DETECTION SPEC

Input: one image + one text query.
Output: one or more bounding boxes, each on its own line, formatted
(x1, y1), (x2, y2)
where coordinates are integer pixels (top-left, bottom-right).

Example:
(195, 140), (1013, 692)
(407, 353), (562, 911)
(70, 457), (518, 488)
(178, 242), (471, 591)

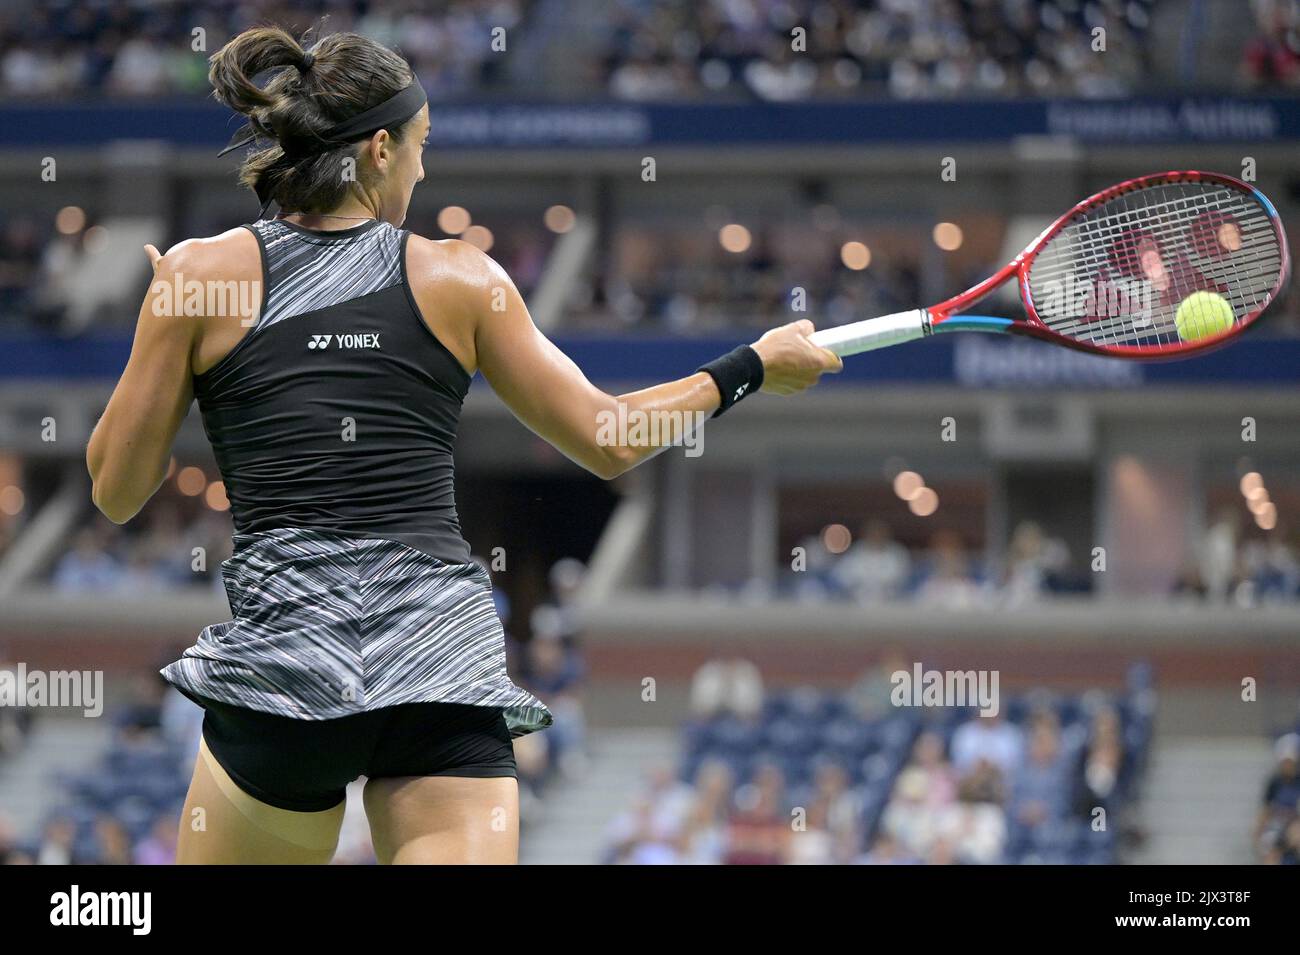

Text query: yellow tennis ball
(1175, 291), (1235, 341)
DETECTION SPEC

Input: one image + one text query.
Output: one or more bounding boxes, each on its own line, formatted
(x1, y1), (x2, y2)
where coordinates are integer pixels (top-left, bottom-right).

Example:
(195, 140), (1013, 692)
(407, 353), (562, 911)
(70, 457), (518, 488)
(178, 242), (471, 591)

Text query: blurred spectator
(858, 829), (919, 864)
(1240, 526), (1299, 603)
(832, 519), (910, 601)
(92, 816), (134, 865)
(1272, 816), (1300, 865)
(52, 525), (124, 592)
(913, 529), (986, 608)
(678, 760), (734, 864)
(1256, 732), (1300, 861)
(1200, 506), (1241, 602)
(113, 672), (166, 736)
(524, 613), (587, 774)
(723, 762), (789, 864)
(788, 796), (836, 863)
(1241, 0), (1300, 89)
(787, 528), (843, 600)
(132, 814), (178, 865)
(1074, 704), (1127, 818)
(512, 556), (592, 793)
(0, 813), (21, 865)
(159, 682), (204, 757)
(36, 816), (77, 865)
(902, 731), (958, 807)
(690, 659), (764, 720)
(0, 652), (36, 756)
(1002, 520), (1070, 604)
(1011, 722), (1072, 833)
(950, 709), (1024, 779)
(0, 216), (44, 325)
(847, 647), (908, 720)
(880, 761), (940, 857)
(939, 788), (1007, 864)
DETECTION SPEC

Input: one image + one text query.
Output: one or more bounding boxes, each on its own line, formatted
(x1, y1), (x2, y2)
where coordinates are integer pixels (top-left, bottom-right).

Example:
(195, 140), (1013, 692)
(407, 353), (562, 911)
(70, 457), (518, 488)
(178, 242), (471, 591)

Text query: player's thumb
(792, 319), (815, 336)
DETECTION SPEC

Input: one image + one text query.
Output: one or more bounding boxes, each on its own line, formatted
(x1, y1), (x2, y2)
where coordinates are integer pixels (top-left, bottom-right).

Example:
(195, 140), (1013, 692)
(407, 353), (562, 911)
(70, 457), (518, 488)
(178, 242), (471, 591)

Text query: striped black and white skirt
(160, 527), (552, 737)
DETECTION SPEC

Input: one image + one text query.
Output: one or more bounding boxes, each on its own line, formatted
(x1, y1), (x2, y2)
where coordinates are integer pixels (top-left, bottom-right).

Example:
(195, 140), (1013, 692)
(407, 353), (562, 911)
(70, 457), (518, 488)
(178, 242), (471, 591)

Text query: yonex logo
(733, 383), (748, 400)
(307, 333), (381, 350)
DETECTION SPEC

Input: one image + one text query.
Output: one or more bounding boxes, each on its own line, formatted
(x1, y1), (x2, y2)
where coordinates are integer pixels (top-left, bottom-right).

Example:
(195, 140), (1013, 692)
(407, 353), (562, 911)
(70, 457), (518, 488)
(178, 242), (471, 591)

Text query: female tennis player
(84, 27), (840, 864)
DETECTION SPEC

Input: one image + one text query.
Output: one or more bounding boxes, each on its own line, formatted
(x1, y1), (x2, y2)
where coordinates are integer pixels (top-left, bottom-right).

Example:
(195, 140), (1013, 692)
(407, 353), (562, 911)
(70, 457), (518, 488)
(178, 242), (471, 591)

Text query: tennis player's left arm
(87, 247), (196, 523)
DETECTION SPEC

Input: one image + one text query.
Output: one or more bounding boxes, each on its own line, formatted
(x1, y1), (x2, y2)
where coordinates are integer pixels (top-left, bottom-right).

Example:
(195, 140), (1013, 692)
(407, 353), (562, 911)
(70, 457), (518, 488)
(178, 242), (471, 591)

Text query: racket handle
(809, 308), (929, 357)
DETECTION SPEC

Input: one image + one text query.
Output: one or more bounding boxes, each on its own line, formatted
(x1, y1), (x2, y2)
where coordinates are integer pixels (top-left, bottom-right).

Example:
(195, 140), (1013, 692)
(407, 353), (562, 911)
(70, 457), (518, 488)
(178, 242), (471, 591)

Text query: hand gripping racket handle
(808, 308), (930, 357)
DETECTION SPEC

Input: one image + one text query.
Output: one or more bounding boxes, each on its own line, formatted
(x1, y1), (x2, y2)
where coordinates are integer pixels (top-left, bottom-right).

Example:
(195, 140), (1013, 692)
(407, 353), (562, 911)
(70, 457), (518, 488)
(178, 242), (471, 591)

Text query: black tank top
(193, 217), (472, 564)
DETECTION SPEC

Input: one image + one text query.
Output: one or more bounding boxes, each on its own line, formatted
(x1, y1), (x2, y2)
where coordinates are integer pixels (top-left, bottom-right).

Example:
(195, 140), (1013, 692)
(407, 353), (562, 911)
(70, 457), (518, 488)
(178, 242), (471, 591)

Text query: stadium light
(461, 225), (494, 252)
(719, 224), (751, 253)
(933, 222), (963, 251)
(544, 205), (576, 233)
(437, 206), (471, 235)
(840, 241), (871, 270)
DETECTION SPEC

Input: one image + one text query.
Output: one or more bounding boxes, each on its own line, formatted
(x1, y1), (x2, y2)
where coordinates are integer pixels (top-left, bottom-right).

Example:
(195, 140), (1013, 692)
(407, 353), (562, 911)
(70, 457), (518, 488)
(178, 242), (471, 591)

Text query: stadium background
(0, 0), (1298, 865)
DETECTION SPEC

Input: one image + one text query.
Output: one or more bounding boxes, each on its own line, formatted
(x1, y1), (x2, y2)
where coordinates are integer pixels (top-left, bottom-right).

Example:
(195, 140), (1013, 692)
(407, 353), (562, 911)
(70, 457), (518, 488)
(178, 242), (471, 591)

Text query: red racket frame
(931, 170), (1291, 360)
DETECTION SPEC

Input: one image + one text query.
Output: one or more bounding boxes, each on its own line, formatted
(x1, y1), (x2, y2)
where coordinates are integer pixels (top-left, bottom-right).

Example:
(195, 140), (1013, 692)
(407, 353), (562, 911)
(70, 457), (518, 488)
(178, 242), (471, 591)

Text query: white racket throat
(809, 308), (932, 357)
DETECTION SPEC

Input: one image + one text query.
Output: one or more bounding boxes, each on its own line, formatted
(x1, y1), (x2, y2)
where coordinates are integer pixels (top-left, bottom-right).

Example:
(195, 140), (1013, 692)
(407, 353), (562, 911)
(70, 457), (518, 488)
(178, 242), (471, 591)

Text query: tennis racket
(809, 171), (1290, 360)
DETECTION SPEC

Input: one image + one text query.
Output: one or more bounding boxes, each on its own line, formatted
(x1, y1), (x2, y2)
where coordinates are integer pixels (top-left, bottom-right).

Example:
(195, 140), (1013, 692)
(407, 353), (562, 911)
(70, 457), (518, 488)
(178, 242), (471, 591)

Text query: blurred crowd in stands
(778, 515), (1300, 606)
(605, 657), (1155, 864)
(598, 0), (1155, 101)
(2, 0), (1296, 101)
(1242, 0), (1300, 89)
(0, 0), (529, 100)
(1173, 507), (1300, 606)
(784, 519), (1089, 606)
(51, 504), (231, 596)
(569, 221), (925, 335)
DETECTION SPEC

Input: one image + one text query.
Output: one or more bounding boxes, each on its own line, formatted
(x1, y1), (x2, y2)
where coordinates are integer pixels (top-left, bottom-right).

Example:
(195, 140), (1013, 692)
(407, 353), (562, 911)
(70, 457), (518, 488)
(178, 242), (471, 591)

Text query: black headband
(218, 81), (428, 158)
(218, 80), (429, 216)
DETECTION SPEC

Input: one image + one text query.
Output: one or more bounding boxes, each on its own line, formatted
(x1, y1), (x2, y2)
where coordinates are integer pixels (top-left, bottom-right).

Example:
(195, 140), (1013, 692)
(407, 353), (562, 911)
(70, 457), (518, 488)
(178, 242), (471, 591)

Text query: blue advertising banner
(2, 97), (1297, 150)
(3, 332), (1298, 388)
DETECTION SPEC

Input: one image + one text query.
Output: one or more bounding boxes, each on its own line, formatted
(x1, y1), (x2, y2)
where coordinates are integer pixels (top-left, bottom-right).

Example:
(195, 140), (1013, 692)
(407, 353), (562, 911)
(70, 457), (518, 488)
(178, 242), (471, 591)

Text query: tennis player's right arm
(415, 239), (839, 480)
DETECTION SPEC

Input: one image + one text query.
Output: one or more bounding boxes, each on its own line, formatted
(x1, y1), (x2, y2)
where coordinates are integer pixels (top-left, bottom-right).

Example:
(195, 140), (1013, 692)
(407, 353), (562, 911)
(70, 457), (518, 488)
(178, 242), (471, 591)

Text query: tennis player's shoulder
(405, 234), (516, 301)
(152, 227), (260, 284)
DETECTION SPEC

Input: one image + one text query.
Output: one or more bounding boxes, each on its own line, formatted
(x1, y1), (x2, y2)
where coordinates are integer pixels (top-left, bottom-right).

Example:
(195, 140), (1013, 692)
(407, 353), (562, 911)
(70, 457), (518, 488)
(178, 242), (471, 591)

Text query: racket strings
(1034, 191), (1277, 277)
(1027, 181), (1283, 350)
(1034, 192), (1279, 286)
(1033, 188), (1276, 292)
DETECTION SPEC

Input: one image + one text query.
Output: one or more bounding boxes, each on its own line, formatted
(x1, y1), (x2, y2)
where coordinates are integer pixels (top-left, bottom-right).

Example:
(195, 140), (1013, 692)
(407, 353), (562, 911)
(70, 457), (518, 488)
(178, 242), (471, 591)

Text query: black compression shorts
(195, 694), (517, 812)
